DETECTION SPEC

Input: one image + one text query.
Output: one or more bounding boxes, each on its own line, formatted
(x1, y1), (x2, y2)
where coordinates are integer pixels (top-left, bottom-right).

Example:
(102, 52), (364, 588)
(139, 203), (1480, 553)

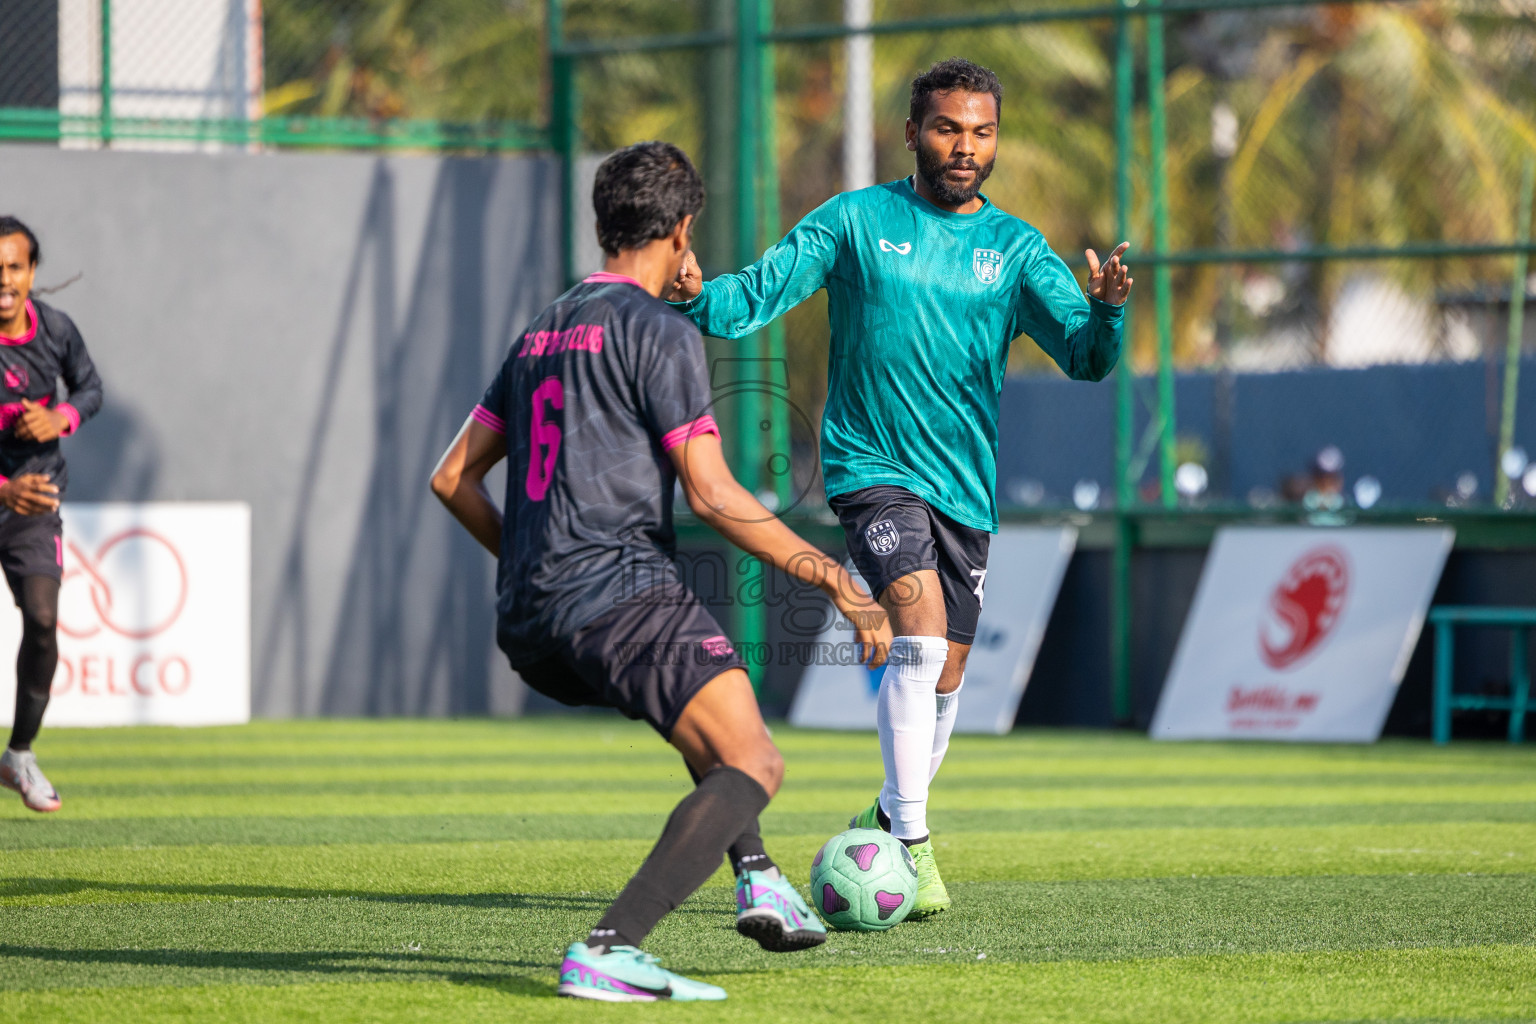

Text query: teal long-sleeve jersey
(673, 177), (1123, 532)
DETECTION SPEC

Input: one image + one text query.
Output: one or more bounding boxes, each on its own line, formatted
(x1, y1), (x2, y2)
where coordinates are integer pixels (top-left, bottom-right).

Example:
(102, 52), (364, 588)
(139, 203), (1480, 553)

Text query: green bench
(1430, 606), (1536, 744)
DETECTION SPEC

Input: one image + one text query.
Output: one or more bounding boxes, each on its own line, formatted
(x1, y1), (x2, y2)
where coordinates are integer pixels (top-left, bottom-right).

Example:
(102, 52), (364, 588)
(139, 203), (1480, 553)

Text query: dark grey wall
(1, 144), (562, 717)
(998, 357), (1536, 506)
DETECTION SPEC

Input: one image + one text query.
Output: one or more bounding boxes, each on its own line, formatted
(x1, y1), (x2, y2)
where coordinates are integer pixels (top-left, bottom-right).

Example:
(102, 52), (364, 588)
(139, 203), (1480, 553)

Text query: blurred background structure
(0, 0), (1532, 730)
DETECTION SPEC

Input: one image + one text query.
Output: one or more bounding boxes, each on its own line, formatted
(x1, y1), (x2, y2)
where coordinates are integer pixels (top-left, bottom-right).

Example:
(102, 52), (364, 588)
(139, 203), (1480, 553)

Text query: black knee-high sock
(8, 577), (59, 752)
(685, 762), (776, 876)
(589, 766), (770, 950)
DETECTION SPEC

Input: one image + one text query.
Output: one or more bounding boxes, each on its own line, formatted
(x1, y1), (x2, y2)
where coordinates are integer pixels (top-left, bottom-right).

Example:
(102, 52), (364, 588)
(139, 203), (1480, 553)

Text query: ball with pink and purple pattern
(807, 827), (918, 931)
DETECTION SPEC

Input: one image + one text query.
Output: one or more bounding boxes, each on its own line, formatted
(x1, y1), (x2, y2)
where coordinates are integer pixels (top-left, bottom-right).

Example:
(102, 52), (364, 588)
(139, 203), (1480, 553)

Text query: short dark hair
(0, 216), (40, 265)
(592, 142), (704, 257)
(909, 58), (1003, 126)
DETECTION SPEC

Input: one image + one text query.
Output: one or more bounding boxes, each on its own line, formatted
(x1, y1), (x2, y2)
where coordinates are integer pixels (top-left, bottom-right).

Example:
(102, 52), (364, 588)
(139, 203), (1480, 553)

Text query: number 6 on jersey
(527, 376), (563, 502)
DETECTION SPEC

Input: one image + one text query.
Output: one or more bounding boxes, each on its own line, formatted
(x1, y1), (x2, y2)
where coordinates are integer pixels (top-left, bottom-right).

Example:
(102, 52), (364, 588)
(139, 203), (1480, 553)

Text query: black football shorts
(828, 485), (992, 645)
(0, 510), (63, 599)
(512, 580), (746, 739)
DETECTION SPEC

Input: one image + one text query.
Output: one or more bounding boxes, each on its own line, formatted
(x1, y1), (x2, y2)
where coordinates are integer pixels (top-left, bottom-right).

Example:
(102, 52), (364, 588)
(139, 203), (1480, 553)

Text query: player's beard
(915, 143), (995, 206)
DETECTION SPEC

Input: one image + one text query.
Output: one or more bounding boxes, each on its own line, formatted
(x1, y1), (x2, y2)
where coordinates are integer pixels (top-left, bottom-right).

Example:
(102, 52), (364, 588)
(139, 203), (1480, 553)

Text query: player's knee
(936, 646), (969, 695)
(728, 740), (783, 799)
(21, 601), (56, 637)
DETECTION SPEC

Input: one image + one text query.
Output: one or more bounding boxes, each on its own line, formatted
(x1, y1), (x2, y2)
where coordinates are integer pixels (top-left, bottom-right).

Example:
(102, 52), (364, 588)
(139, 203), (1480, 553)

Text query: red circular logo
(59, 529), (190, 640)
(1258, 546), (1349, 670)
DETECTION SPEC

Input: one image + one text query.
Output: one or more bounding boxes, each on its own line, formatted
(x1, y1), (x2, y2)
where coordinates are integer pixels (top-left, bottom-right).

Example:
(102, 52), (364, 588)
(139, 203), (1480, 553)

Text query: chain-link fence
(0, 0), (548, 149)
(550, 0), (1536, 511)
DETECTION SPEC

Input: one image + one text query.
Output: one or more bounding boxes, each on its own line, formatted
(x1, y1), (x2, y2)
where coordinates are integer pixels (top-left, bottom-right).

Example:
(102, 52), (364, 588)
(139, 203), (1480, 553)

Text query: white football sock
(930, 675), (963, 782)
(876, 635), (949, 841)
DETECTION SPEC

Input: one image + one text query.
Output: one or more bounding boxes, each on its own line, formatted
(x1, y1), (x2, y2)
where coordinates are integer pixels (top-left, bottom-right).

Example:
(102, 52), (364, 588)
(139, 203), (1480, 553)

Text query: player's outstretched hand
(1086, 242), (1133, 305)
(828, 570), (892, 669)
(14, 399), (68, 443)
(0, 474), (59, 515)
(665, 250), (703, 303)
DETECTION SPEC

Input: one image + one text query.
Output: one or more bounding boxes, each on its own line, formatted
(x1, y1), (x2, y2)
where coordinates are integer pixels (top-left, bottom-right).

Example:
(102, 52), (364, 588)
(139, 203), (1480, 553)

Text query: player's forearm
(688, 479), (843, 594)
(674, 277), (772, 340)
(1067, 298), (1124, 382)
(63, 342), (105, 426)
(673, 211), (835, 339)
(434, 479), (502, 556)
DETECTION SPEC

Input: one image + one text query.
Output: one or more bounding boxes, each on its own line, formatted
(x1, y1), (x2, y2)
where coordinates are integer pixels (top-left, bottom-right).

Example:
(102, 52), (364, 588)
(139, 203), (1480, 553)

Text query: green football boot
(849, 799), (951, 918)
(848, 799), (881, 831)
(906, 839), (952, 918)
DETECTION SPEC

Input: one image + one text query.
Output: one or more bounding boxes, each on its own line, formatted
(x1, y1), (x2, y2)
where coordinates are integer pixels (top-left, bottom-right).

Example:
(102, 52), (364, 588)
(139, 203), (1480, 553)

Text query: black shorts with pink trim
(512, 580), (745, 739)
(0, 510), (63, 596)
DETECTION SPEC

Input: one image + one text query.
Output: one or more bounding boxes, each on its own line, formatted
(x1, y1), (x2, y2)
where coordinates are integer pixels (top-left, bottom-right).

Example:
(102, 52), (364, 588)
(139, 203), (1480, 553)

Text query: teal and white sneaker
(556, 942), (726, 1002)
(735, 869), (827, 952)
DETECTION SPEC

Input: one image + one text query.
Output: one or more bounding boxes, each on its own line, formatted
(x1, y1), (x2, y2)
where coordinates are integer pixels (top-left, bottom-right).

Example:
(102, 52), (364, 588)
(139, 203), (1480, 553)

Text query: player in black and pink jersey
(431, 142), (890, 1002)
(0, 216), (103, 813)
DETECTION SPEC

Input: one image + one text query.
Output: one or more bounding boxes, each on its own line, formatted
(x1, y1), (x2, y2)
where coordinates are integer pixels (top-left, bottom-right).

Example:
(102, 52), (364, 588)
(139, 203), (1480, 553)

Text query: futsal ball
(808, 827), (918, 931)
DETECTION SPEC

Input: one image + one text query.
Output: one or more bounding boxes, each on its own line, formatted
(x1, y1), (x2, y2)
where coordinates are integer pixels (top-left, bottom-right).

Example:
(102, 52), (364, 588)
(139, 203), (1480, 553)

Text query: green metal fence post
(1111, 0), (1137, 724)
(760, 0), (792, 512)
(1433, 619), (1454, 745)
(735, 0), (767, 685)
(1496, 157), (1534, 507)
(1146, 0), (1176, 507)
(1509, 627), (1529, 744)
(548, 0), (577, 288)
(99, 0), (112, 146)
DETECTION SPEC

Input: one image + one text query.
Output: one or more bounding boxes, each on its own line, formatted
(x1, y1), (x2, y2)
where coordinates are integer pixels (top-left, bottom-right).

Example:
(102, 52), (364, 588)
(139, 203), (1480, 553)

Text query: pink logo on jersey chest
(4, 365), (29, 391)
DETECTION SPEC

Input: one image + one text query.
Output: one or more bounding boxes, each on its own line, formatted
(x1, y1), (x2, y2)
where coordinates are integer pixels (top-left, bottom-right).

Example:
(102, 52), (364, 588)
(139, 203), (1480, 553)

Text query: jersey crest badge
(972, 248), (1003, 284)
(865, 519), (900, 556)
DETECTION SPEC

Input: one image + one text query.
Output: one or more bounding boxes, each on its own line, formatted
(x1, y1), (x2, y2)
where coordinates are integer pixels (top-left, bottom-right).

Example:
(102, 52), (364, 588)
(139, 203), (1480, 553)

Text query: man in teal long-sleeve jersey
(668, 58), (1133, 918)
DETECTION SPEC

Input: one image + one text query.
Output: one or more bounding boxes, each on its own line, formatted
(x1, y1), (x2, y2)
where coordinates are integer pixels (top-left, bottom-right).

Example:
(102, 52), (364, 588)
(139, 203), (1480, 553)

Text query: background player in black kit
(0, 216), (103, 813)
(430, 142), (890, 1002)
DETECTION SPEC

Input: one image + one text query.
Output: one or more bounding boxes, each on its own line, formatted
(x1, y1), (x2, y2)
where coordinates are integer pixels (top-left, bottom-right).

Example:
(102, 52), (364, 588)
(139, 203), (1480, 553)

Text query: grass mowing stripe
(7, 803), (1536, 850)
(3, 876), (1533, 993)
(31, 722), (1536, 769)
(9, 782), (1536, 821)
(40, 770), (1536, 796)
(2, 824), (1533, 907)
(2, 946), (1533, 1023)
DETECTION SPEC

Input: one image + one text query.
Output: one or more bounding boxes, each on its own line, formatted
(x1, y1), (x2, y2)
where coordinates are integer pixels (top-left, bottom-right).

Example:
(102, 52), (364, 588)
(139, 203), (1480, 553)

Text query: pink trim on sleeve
(471, 404), (506, 434)
(57, 403), (80, 436)
(660, 414), (720, 451)
(583, 272), (647, 290)
(0, 475), (9, 487)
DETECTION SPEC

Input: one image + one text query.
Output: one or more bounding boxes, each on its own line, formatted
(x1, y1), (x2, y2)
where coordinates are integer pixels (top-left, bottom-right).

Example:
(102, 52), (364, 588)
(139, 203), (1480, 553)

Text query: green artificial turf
(1, 719), (1533, 1022)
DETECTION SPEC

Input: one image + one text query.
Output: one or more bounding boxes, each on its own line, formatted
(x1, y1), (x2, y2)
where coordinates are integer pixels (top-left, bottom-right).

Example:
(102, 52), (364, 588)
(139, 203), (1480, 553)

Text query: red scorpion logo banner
(1258, 546), (1349, 670)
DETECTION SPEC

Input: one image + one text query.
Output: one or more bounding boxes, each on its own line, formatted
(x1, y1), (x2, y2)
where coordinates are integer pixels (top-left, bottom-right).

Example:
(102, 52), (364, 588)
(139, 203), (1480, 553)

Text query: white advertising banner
(1150, 526), (1453, 742)
(789, 526), (1076, 735)
(0, 503), (251, 728)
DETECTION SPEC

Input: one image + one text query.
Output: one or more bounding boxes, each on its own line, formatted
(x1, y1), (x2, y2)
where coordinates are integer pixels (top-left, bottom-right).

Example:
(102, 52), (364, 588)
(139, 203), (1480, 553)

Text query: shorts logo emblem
(700, 635), (735, 658)
(865, 519), (900, 556)
(973, 248), (1003, 283)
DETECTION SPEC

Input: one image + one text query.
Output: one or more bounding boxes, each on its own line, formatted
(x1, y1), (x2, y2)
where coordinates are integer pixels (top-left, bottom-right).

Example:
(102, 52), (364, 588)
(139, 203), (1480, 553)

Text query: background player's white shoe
(0, 748), (61, 812)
